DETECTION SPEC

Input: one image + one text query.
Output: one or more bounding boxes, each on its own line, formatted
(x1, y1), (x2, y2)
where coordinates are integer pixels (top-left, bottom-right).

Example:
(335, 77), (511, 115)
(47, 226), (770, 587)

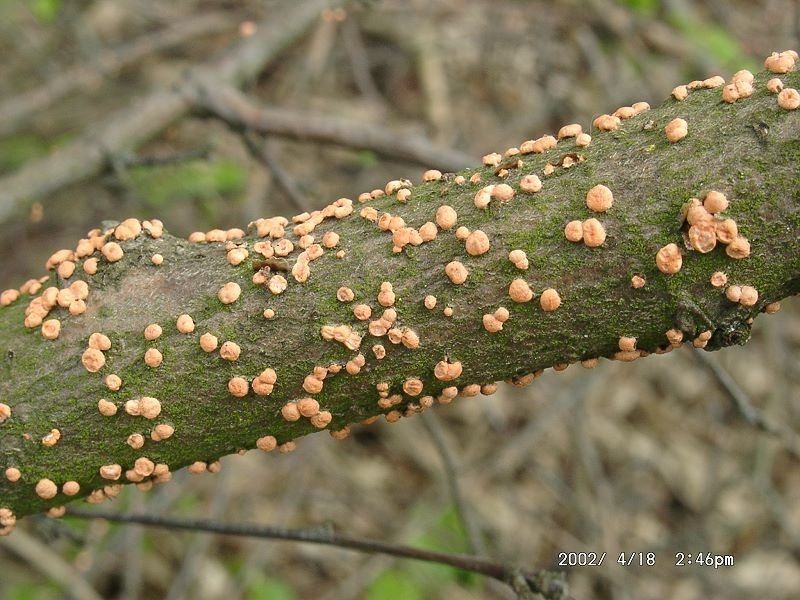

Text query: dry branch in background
(0, 12), (235, 138)
(63, 508), (570, 600)
(193, 81), (475, 173)
(0, 0), (338, 223)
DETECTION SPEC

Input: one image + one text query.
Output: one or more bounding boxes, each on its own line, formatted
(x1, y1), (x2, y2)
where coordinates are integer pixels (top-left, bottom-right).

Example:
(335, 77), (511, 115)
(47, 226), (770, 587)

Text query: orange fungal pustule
(777, 88), (800, 110)
(41, 319), (61, 340)
(586, 184), (613, 212)
(228, 376), (249, 397)
(508, 249), (528, 269)
(764, 50), (796, 74)
(557, 123), (582, 139)
(710, 271), (727, 288)
(220, 341), (241, 361)
(256, 435), (277, 452)
(656, 243), (682, 274)
(435, 205), (457, 230)
(176, 314), (195, 333)
(739, 285), (759, 307)
(703, 190), (728, 213)
(765, 75), (785, 94)
(445, 261), (468, 285)
(199, 332), (218, 352)
(664, 118), (688, 143)
(564, 220), (583, 242)
(582, 218), (606, 247)
(81, 347), (106, 373)
(465, 230), (490, 256)
(519, 174), (542, 193)
(539, 288), (561, 312)
(35, 478), (58, 499)
(98, 398), (117, 416)
(337, 287), (355, 302)
(726, 237), (751, 259)
(101, 241), (124, 262)
(725, 285), (742, 303)
(218, 282), (242, 304)
(144, 324), (162, 341)
(144, 348), (162, 368)
(434, 359), (462, 382)
(1, 289), (20, 306)
(509, 278), (533, 303)
(593, 114), (620, 131)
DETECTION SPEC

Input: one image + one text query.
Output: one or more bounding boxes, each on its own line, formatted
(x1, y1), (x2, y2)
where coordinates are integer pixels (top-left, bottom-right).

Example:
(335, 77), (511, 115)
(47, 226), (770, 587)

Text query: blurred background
(1, 0), (799, 598)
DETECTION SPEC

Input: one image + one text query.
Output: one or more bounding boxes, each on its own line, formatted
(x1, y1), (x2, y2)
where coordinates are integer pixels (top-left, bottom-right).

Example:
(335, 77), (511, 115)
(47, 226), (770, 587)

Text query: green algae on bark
(1, 66), (799, 526)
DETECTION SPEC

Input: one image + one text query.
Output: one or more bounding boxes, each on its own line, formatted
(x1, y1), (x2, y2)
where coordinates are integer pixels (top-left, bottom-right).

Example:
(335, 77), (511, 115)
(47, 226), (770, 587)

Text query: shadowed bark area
(1, 68), (799, 523)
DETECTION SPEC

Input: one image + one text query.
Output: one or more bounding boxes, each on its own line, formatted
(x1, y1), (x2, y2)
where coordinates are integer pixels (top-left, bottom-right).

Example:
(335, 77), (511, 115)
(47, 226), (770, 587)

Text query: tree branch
(0, 0), (339, 223)
(0, 66), (798, 536)
(691, 347), (800, 457)
(63, 508), (569, 599)
(193, 81), (475, 172)
(0, 12), (235, 137)
(242, 132), (312, 213)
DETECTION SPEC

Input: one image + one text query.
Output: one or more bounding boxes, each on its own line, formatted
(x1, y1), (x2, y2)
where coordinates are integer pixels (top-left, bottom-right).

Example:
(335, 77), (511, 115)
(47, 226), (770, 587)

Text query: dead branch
(0, 0), (338, 224)
(0, 12), (235, 137)
(192, 81), (475, 173)
(64, 508), (570, 599)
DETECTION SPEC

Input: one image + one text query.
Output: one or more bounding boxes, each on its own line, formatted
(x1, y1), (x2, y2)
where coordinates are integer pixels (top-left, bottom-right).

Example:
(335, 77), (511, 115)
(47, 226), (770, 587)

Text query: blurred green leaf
(3, 581), (58, 600)
(366, 569), (425, 600)
(353, 150), (379, 169)
(0, 135), (50, 171)
(245, 573), (297, 600)
(126, 160), (246, 209)
(30, 0), (60, 22)
(366, 506), (482, 598)
(620, 0), (657, 16)
(668, 12), (755, 71)
(409, 506), (477, 587)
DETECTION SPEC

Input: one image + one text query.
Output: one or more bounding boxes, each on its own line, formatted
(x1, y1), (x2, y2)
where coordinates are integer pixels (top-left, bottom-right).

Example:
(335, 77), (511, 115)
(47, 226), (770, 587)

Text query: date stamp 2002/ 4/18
(556, 552), (735, 569)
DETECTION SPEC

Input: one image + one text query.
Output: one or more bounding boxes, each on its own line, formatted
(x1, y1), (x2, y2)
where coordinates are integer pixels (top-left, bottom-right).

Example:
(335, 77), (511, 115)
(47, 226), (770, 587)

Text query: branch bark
(0, 68), (798, 528)
(0, 0), (338, 223)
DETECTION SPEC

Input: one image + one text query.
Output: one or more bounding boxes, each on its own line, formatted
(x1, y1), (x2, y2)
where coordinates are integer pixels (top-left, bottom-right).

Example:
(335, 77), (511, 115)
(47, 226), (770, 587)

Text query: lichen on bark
(1, 67), (799, 524)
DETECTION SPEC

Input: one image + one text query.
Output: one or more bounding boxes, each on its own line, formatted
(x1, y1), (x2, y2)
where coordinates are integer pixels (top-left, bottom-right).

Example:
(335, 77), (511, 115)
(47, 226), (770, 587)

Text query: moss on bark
(1, 68), (799, 522)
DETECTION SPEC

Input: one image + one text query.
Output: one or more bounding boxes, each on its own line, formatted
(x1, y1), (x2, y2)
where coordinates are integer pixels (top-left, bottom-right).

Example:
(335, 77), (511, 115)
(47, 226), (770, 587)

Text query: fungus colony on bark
(0, 51), (797, 532)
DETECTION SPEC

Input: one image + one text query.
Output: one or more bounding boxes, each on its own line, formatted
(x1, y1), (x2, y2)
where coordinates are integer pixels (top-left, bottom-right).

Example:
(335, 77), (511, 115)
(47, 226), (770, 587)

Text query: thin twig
(193, 82), (475, 173)
(691, 347), (800, 458)
(420, 411), (486, 556)
(341, 16), (384, 103)
(242, 132), (311, 213)
(82, 471), (190, 585)
(64, 508), (569, 599)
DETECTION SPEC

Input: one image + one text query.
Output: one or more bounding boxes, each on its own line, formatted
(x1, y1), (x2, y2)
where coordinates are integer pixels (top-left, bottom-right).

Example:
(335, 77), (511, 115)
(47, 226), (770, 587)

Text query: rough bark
(1, 68), (799, 525)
